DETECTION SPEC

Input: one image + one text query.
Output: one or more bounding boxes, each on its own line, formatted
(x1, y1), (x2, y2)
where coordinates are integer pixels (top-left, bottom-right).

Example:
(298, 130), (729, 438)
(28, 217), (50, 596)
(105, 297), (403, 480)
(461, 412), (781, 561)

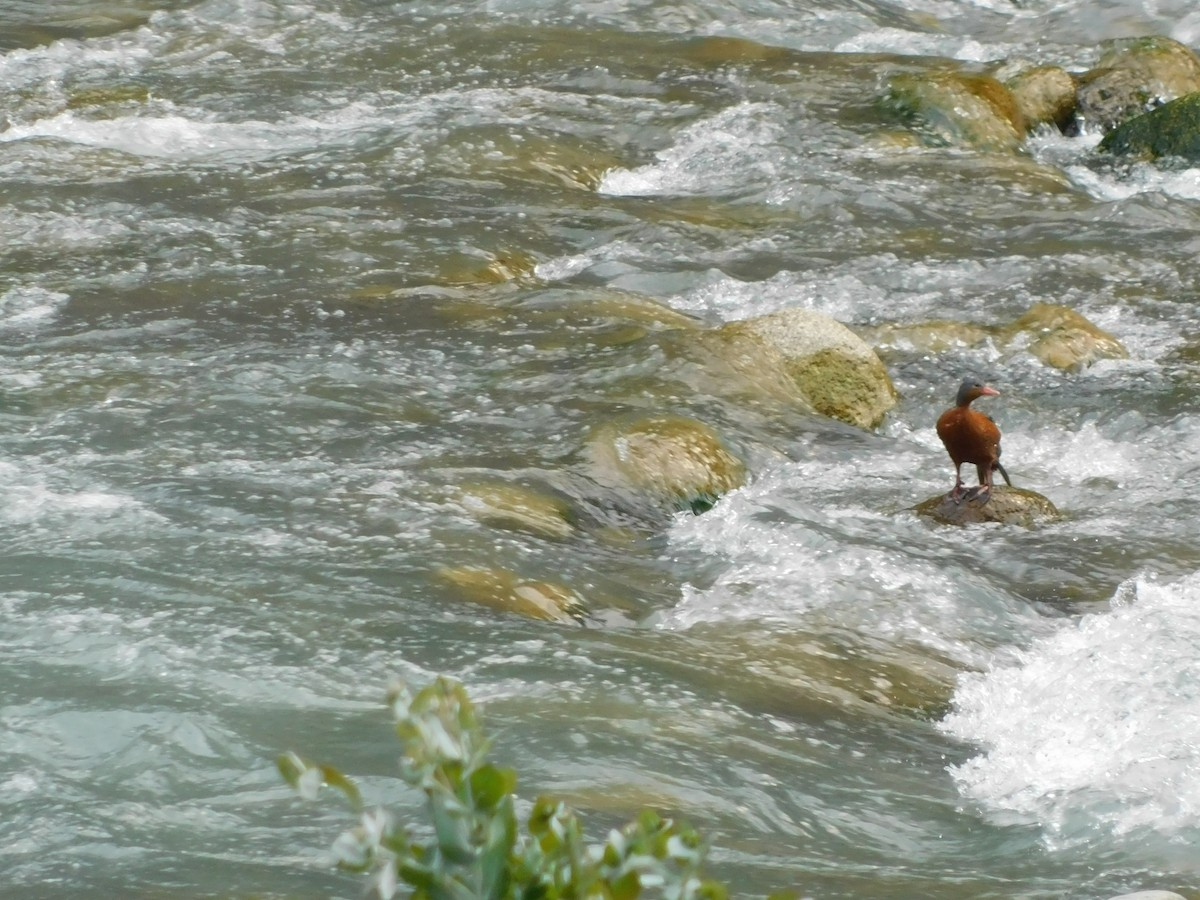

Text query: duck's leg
(949, 464), (966, 502)
(966, 463), (994, 503)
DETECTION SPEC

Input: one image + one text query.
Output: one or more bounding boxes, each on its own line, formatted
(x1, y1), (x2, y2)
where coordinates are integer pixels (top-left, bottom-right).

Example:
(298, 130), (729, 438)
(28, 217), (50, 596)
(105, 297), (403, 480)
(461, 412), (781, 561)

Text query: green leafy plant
(280, 676), (783, 900)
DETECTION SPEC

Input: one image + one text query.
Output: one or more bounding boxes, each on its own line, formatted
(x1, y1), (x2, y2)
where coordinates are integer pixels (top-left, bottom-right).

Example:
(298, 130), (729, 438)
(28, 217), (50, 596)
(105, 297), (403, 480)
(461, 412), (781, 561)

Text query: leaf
(478, 796), (516, 900)
(276, 752), (361, 808)
(398, 858), (436, 890)
(697, 880), (730, 900)
(277, 751), (307, 790)
(377, 860), (399, 900)
(430, 794), (477, 865)
(609, 870), (642, 900)
(320, 763), (363, 810)
(470, 763), (518, 811)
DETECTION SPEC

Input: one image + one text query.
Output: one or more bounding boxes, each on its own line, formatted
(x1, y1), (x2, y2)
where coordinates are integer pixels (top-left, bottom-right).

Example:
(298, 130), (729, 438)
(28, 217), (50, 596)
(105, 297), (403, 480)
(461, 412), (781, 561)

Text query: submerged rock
(1000, 303), (1128, 370)
(682, 35), (794, 67)
(720, 309), (898, 429)
(583, 414), (747, 514)
(883, 70), (1025, 152)
(1073, 36), (1200, 134)
(519, 288), (703, 348)
(437, 565), (586, 623)
(913, 487), (1059, 527)
(861, 305), (1125, 371)
(857, 320), (991, 355)
(457, 480), (575, 540)
(1099, 91), (1200, 162)
(439, 249), (539, 286)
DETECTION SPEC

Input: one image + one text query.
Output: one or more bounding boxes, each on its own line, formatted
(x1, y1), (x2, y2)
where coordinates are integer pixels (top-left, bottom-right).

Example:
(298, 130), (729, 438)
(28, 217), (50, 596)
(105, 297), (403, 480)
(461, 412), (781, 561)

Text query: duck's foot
(964, 485), (992, 503)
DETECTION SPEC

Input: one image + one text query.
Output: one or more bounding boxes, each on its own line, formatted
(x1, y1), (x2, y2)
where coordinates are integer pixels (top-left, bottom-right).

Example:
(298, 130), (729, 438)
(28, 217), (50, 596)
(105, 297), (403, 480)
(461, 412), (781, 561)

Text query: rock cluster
(884, 35), (1200, 162)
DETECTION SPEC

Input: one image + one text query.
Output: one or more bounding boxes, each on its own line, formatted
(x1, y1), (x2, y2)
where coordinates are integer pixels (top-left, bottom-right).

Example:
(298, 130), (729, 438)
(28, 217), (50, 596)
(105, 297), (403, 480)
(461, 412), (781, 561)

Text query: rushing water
(2, 1), (1200, 897)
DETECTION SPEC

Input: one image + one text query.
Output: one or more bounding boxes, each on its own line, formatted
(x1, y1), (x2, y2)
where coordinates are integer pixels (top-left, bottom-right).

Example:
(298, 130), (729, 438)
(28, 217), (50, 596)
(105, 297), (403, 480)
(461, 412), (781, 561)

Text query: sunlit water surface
(2, 1), (1200, 897)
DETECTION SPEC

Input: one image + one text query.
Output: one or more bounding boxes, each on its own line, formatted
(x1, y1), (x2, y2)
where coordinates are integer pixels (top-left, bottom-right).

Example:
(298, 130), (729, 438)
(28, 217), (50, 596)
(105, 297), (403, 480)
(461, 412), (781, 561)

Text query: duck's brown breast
(937, 407), (1001, 465)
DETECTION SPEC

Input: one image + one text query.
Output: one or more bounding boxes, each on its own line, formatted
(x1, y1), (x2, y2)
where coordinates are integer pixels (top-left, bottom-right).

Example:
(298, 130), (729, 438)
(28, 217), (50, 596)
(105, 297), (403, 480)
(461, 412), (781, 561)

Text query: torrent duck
(936, 377), (1012, 502)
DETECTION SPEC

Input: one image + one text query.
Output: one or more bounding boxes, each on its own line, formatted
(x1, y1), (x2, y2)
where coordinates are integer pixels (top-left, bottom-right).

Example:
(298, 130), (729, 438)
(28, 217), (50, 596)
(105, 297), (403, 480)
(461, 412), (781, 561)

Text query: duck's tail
(994, 461), (1012, 486)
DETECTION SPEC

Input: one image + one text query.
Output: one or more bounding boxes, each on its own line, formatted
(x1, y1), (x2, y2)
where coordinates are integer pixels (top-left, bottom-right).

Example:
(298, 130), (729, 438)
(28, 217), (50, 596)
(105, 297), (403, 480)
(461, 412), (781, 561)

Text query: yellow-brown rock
(1001, 303), (1128, 370)
(885, 70), (1025, 152)
(913, 486), (1059, 527)
(721, 309), (898, 429)
(457, 481), (575, 540)
(437, 565), (585, 623)
(1004, 65), (1077, 132)
(584, 414), (746, 512)
(1074, 35), (1200, 134)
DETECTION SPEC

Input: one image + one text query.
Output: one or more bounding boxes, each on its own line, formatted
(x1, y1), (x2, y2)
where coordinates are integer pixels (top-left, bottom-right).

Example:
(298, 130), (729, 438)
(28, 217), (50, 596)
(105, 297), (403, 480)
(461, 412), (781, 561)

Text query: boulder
(913, 487), (1059, 527)
(720, 309), (898, 429)
(436, 565), (586, 623)
(583, 414), (747, 514)
(1099, 91), (1200, 162)
(1003, 65), (1077, 132)
(883, 70), (1025, 152)
(1000, 303), (1128, 370)
(1073, 36), (1200, 134)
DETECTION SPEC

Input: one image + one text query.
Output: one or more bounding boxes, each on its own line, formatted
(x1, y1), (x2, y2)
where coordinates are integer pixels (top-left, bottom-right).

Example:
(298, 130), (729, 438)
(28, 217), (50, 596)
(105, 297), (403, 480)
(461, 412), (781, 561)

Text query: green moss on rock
(1099, 91), (1200, 161)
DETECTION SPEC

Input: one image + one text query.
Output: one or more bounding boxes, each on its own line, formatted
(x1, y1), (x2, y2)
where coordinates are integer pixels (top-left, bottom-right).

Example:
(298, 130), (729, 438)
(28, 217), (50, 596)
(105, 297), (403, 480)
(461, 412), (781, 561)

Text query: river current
(2, 1), (1200, 898)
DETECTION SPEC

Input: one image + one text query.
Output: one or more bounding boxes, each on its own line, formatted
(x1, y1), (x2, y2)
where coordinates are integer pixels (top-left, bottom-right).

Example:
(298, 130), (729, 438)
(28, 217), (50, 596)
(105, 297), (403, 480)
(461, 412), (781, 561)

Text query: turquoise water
(2, 2), (1200, 897)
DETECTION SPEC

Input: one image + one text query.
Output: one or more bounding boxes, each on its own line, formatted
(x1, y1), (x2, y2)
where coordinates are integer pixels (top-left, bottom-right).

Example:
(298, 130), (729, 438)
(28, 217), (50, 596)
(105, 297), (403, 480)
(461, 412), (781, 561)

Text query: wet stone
(913, 487), (1060, 527)
(583, 414), (747, 514)
(883, 70), (1025, 152)
(456, 480), (575, 540)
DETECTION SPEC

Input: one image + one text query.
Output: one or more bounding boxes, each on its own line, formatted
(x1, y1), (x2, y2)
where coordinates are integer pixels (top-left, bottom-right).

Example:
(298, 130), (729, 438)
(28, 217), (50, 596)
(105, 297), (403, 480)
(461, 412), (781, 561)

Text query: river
(2, 1), (1199, 897)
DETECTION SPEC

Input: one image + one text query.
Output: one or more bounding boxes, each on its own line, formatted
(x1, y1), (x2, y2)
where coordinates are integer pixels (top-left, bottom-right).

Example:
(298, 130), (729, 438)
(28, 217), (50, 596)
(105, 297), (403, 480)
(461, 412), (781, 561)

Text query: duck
(936, 377), (1012, 502)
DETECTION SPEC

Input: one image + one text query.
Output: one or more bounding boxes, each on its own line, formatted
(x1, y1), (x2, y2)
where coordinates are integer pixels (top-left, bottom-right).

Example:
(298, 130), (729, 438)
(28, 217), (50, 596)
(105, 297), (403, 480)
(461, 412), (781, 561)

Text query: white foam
(1065, 161), (1200, 202)
(942, 572), (1200, 843)
(654, 465), (1038, 663)
(0, 287), (69, 331)
(834, 28), (997, 62)
(598, 102), (785, 197)
(667, 269), (888, 322)
(0, 106), (372, 163)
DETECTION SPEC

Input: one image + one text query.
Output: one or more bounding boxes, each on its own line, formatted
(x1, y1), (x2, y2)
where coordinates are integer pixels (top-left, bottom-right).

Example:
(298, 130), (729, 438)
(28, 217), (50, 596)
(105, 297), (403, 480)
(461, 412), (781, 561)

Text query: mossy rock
(883, 70), (1025, 152)
(583, 414), (746, 513)
(1074, 36), (1200, 134)
(437, 565), (586, 623)
(1000, 303), (1128, 370)
(1003, 65), (1077, 132)
(456, 480), (575, 540)
(1099, 91), (1200, 162)
(721, 309), (898, 429)
(913, 487), (1059, 527)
